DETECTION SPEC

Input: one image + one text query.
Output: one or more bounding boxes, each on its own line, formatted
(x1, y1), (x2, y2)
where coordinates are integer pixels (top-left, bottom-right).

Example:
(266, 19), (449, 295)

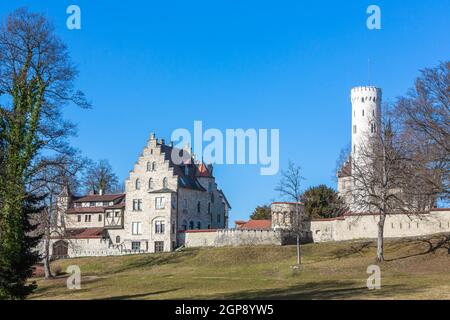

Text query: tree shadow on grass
(31, 276), (104, 299)
(187, 280), (422, 300)
(385, 234), (450, 262)
(100, 288), (182, 300)
(331, 241), (374, 260)
(111, 250), (198, 274)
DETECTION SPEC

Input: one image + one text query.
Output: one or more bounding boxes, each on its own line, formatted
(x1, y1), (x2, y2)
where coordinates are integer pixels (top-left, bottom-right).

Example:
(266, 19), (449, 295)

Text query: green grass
(30, 233), (450, 300)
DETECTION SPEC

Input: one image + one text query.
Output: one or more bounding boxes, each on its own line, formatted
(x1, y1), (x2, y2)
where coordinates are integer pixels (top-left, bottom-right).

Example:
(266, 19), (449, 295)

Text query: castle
(50, 134), (231, 258)
(47, 86), (449, 259)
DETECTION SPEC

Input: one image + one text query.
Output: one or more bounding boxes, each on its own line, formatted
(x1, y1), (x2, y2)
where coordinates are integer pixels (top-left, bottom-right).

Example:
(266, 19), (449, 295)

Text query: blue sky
(1, 1), (449, 222)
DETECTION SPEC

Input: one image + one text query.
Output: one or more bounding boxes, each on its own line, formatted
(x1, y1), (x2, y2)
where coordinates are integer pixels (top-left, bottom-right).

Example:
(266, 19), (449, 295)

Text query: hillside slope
(31, 234), (450, 300)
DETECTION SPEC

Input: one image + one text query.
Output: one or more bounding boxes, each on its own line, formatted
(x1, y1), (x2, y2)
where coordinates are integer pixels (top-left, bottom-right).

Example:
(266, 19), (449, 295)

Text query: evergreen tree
(0, 194), (43, 299)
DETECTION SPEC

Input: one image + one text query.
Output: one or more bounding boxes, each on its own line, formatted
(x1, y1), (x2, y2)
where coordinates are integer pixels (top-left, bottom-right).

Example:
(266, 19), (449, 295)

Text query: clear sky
(1, 1), (449, 222)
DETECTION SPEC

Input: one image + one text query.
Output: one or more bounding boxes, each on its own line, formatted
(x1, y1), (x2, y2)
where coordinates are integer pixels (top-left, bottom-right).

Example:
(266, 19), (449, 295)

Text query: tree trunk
(377, 214), (386, 262)
(43, 236), (53, 279)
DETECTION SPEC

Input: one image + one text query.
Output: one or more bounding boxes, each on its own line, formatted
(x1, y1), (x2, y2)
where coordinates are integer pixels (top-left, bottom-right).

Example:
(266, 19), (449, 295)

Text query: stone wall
(178, 229), (283, 248)
(310, 209), (450, 243)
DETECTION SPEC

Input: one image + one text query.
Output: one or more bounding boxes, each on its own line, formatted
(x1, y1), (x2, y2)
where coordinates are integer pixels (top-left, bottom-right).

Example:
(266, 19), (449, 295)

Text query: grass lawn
(30, 233), (450, 300)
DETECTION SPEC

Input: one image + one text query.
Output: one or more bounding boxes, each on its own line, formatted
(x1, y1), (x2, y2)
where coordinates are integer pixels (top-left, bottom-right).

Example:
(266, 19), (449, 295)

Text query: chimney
(99, 189), (104, 196)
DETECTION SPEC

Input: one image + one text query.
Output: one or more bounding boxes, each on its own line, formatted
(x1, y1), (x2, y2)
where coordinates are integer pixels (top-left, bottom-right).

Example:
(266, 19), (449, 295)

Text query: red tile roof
(196, 163), (213, 177)
(239, 220), (272, 230)
(337, 157), (352, 178)
(64, 228), (105, 239)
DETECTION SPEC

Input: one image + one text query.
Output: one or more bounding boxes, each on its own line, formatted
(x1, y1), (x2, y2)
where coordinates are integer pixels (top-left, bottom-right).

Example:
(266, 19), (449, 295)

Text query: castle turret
(351, 86), (382, 161)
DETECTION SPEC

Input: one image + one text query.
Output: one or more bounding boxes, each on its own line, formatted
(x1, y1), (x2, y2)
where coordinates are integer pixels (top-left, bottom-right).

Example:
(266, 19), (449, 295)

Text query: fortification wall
(310, 209), (450, 243)
(178, 229), (283, 248)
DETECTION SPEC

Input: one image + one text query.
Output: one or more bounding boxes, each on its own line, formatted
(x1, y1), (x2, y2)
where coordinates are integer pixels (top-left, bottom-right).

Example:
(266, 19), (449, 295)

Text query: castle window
(391, 223), (394, 229)
(155, 220), (165, 234)
(362, 109), (365, 116)
(147, 162), (151, 172)
(163, 177), (168, 189)
(85, 215), (91, 222)
(116, 236), (120, 243)
(150, 149), (153, 155)
(148, 178), (154, 190)
(353, 125), (357, 134)
(131, 241), (141, 251)
(115, 211), (120, 217)
(361, 98), (365, 103)
(189, 221), (194, 230)
(152, 162), (156, 171)
(132, 222), (142, 235)
(154, 241), (164, 252)
(197, 222), (201, 229)
(135, 178), (141, 190)
(98, 214), (102, 222)
(373, 110), (375, 116)
(197, 201), (201, 213)
(155, 197), (165, 209)
(132, 199), (142, 211)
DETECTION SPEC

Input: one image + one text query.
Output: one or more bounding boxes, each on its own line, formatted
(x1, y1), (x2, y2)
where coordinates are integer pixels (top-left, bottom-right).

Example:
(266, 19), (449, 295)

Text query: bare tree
(29, 151), (88, 278)
(351, 109), (438, 261)
(275, 161), (304, 265)
(83, 159), (120, 195)
(395, 61), (449, 204)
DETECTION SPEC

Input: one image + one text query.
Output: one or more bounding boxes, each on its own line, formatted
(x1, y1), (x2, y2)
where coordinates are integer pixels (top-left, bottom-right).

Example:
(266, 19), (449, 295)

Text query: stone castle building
(51, 133), (230, 257)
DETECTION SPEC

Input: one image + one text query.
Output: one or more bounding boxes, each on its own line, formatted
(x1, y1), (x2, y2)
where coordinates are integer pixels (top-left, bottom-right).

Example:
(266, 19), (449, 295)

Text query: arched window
(135, 178), (141, 190)
(163, 177), (168, 189)
(197, 222), (201, 229)
(151, 162), (156, 171)
(148, 178), (154, 189)
(182, 220), (187, 230)
(147, 162), (151, 172)
(197, 201), (201, 213)
(116, 236), (120, 244)
(189, 221), (194, 230)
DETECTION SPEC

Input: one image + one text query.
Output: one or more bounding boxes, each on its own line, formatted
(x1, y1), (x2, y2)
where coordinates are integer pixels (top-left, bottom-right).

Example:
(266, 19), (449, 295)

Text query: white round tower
(351, 86), (382, 160)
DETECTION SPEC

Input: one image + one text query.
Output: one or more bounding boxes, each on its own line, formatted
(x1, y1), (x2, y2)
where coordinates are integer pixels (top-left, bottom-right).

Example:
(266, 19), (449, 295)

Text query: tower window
(163, 177), (168, 189)
(353, 125), (357, 134)
(148, 178), (153, 189)
(362, 110), (364, 116)
(135, 178), (141, 190)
